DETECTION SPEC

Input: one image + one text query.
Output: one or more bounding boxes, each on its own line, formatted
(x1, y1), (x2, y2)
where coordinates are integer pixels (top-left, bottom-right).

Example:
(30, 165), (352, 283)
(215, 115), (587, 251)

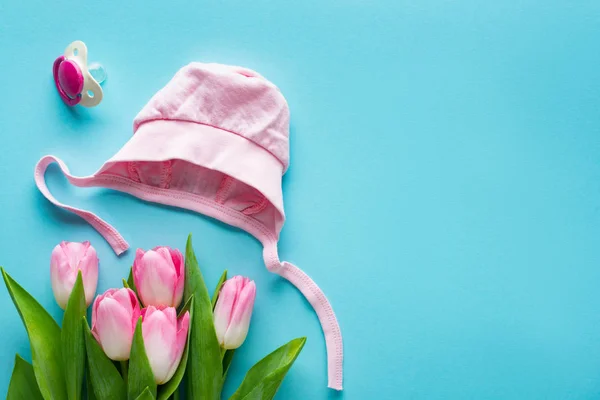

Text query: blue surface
(1, 1), (600, 399)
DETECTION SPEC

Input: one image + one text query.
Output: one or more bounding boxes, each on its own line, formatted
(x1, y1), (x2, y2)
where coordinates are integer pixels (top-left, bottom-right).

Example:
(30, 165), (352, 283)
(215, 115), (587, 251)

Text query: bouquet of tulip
(3, 235), (306, 400)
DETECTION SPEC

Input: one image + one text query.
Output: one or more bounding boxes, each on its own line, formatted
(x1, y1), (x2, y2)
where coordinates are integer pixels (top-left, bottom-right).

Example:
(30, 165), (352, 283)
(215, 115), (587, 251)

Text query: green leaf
(128, 318), (157, 400)
(1, 268), (67, 400)
(223, 349), (235, 378)
(83, 317), (127, 400)
(183, 234), (223, 400)
(62, 271), (87, 400)
(127, 267), (138, 297)
(229, 337), (307, 400)
(134, 387), (155, 400)
(156, 297), (194, 400)
(86, 365), (97, 400)
(7, 354), (44, 400)
(211, 270), (228, 309)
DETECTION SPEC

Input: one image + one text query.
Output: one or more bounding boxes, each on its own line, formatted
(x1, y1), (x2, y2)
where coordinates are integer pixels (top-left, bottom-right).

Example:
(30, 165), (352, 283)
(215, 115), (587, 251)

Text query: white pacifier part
(62, 41), (105, 107)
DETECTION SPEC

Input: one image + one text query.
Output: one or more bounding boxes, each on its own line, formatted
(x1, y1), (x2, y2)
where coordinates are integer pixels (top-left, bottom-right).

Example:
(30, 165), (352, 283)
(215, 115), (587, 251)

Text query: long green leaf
(62, 271), (87, 400)
(134, 387), (154, 400)
(2, 268), (66, 400)
(156, 296), (194, 400)
(86, 365), (97, 400)
(7, 354), (44, 400)
(229, 337), (307, 400)
(223, 349), (235, 378)
(183, 234), (223, 400)
(128, 318), (157, 400)
(126, 268), (138, 298)
(83, 317), (127, 400)
(211, 270), (228, 309)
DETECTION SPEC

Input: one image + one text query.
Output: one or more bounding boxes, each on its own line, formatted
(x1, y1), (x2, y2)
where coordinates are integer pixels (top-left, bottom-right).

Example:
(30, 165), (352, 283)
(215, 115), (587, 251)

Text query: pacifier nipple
(53, 41), (106, 107)
(88, 62), (107, 85)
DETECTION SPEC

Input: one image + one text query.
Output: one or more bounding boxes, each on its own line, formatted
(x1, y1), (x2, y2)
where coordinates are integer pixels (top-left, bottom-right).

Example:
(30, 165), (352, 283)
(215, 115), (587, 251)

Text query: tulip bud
(133, 247), (184, 308)
(91, 288), (141, 361)
(213, 276), (256, 350)
(50, 241), (99, 309)
(141, 306), (190, 384)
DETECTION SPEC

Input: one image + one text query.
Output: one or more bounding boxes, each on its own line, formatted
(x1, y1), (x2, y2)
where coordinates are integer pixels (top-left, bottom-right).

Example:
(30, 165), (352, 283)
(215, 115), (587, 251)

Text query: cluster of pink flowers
(50, 242), (256, 384)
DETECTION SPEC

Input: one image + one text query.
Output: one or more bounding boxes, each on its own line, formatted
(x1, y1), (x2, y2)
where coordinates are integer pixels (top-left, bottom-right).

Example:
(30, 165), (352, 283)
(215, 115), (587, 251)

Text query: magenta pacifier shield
(53, 56), (81, 106)
(56, 58), (84, 99)
(52, 41), (105, 107)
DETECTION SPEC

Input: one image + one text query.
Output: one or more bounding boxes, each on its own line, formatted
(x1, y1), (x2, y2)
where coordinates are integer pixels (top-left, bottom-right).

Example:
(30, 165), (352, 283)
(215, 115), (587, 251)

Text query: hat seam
(134, 118), (288, 172)
(94, 173), (278, 242)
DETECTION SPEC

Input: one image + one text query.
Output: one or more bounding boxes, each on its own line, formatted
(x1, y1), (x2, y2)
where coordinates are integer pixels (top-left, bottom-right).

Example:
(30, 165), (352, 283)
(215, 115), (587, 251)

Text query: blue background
(1, 0), (600, 398)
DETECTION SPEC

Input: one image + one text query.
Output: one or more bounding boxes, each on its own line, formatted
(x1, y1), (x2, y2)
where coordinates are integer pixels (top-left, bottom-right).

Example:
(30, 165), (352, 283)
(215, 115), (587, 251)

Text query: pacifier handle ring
(65, 41), (88, 62)
(52, 56), (81, 106)
(80, 72), (103, 107)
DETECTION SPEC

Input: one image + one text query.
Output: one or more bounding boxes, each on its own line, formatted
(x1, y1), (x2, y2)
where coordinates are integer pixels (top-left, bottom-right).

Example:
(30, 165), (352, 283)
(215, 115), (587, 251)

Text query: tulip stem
(120, 361), (129, 385)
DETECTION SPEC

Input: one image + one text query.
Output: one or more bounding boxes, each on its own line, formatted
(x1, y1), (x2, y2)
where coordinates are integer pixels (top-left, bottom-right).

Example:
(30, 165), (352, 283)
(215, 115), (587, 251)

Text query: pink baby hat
(35, 63), (343, 389)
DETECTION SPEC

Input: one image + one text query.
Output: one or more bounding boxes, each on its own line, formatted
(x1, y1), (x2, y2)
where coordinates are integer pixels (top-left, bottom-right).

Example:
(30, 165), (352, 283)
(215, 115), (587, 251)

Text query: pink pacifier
(53, 41), (106, 107)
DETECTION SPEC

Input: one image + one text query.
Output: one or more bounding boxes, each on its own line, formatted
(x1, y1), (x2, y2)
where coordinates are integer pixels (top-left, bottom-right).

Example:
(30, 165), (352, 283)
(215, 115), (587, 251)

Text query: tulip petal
(155, 300), (193, 399)
(80, 246), (99, 306)
(91, 292), (106, 339)
(51, 244), (76, 309)
(132, 249), (146, 299)
(172, 249), (184, 276)
(171, 249), (185, 308)
(213, 281), (236, 346)
(142, 307), (178, 384)
(50, 263), (71, 309)
(230, 280), (255, 326)
(138, 251), (178, 307)
(95, 297), (135, 360)
(155, 247), (176, 269)
(155, 247), (183, 307)
(173, 278), (184, 308)
(64, 242), (88, 271)
(126, 289), (142, 331)
(162, 311), (190, 385)
(52, 244), (71, 277)
(223, 281), (255, 349)
(109, 287), (136, 315)
(51, 242), (99, 310)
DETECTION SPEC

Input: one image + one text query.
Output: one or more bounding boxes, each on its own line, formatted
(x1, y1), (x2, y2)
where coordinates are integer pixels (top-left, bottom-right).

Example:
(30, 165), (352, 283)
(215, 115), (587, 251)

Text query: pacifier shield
(52, 41), (105, 107)
(57, 59), (84, 98)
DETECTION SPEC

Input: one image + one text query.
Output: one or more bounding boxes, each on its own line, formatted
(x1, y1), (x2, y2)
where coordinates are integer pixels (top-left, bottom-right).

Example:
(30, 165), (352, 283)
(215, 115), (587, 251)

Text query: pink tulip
(213, 276), (256, 349)
(91, 288), (141, 361)
(50, 241), (99, 309)
(133, 247), (184, 308)
(141, 306), (190, 384)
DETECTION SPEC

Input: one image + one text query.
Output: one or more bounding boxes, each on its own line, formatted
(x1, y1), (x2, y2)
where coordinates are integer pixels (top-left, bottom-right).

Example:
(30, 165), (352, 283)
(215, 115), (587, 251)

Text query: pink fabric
(103, 119), (286, 234)
(34, 62), (343, 390)
(134, 63), (290, 171)
(35, 156), (129, 255)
